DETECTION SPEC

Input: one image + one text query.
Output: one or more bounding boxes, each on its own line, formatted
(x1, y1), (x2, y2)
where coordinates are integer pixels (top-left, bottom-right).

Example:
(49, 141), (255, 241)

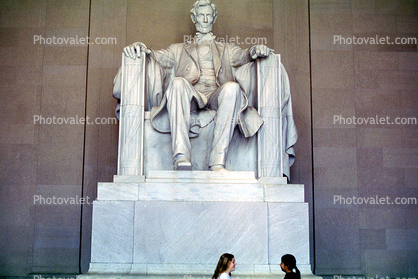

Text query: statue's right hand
(123, 42), (151, 59)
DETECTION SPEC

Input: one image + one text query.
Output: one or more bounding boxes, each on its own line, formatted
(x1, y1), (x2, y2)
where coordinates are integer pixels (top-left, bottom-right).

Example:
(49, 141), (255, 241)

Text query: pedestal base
(81, 171), (320, 279)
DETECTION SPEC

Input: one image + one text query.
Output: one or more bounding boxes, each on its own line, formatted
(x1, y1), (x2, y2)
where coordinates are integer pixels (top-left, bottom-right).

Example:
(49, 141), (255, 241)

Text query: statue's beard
(195, 23), (213, 34)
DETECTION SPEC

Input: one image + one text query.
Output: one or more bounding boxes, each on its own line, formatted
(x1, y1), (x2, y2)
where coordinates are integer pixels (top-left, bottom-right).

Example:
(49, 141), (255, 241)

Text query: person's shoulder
(284, 272), (300, 279)
(218, 272), (231, 279)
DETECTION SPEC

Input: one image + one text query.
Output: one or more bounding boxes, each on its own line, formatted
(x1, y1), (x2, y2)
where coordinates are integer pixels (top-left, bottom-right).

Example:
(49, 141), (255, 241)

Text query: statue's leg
(165, 77), (196, 170)
(207, 81), (243, 170)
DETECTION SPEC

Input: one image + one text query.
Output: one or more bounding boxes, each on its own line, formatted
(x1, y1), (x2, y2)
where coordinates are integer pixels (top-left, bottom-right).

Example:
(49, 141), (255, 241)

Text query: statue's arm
(230, 44), (274, 67)
(123, 42), (175, 69)
(249, 45), (273, 59)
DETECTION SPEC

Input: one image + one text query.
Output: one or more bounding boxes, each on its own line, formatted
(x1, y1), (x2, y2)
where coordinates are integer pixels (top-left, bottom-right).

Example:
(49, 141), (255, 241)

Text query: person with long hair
(280, 254), (301, 279)
(212, 253), (237, 279)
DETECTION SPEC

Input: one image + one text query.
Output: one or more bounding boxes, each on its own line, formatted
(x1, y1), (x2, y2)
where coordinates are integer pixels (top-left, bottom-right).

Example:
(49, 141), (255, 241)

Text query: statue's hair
(212, 253), (234, 279)
(190, 0), (217, 24)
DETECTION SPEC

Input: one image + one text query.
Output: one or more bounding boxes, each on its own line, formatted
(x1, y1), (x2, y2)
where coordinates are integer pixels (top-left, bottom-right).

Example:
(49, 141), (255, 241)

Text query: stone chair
(112, 52), (298, 180)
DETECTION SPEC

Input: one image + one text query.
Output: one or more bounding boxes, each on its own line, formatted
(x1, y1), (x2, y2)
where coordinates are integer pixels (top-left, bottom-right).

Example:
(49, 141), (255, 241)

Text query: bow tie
(195, 32), (216, 44)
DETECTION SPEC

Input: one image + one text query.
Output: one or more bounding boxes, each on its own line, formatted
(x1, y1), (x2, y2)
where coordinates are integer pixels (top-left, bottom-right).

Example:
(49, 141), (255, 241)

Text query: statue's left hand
(123, 42), (151, 59)
(250, 45), (274, 59)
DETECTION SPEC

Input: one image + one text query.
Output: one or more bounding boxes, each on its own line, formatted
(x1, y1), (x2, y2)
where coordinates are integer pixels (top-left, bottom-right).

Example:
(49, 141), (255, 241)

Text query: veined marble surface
(88, 177), (315, 278)
(97, 171), (304, 202)
(90, 201), (134, 263)
(133, 202), (268, 264)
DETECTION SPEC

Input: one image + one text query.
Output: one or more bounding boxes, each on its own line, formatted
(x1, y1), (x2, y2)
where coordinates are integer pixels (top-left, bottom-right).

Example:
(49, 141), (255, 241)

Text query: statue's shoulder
(163, 43), (187, 55)
(214, 41), (242, 54)
(167, 42), (186, 49)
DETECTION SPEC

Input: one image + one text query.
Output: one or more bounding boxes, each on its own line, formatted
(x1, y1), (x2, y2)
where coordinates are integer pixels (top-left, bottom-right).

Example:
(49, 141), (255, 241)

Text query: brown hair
(212, 253), (234, 279)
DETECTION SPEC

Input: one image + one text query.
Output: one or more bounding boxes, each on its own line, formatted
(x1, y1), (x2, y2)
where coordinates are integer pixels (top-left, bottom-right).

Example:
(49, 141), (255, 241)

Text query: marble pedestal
(80, 171), (319, 279)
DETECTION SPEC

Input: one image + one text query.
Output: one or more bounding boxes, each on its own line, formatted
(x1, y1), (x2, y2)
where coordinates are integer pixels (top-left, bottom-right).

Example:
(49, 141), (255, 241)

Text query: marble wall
(310, 0), (418, 277)
(0, 0), (89, 275)
(0, 0), (416, 278)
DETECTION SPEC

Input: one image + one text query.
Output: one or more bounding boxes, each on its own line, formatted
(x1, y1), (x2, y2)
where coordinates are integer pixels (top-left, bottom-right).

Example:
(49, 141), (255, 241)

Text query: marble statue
(113, 0), (298, 178)
(82, 4), (313, 278)
(122, 0), (271, 172)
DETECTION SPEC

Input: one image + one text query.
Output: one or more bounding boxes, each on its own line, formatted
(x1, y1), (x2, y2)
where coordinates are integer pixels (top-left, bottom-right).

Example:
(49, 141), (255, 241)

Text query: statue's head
(190, 0), (217, 34)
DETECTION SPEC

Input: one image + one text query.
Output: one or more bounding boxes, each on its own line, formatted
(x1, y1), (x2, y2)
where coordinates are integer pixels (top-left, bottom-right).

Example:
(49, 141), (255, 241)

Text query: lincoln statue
(122, 0), (273, 171)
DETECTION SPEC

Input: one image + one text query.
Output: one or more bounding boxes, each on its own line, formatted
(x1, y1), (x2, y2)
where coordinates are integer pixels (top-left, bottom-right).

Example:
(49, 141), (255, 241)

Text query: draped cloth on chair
(113, 53), (297, 179)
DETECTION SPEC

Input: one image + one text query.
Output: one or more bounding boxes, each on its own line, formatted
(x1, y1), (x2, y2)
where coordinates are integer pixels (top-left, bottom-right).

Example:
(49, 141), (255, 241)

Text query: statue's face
(194, 5), (214, 34)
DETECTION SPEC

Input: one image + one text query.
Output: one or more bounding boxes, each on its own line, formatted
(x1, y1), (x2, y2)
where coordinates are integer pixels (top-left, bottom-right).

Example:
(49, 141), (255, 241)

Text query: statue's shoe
(174, 156), (192, 171)
(210, 165), (228, 171)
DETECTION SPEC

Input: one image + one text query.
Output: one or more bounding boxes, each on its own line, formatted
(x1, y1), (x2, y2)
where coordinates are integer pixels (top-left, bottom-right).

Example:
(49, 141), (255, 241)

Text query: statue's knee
(167, 77), (189, 98)
(170, 77), (188, 89)
(220, 82), (241, 100)
(223, 81), (240, 91)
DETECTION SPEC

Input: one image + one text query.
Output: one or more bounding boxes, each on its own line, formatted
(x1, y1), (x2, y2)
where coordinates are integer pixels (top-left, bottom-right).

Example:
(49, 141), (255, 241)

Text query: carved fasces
(117, 54), (146, 175)
(257, 54), (284, 178)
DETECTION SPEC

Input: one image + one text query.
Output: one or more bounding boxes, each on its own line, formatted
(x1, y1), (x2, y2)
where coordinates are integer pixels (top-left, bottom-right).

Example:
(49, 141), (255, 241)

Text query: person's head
(212, 253), (236, 279)
(280, 254), (300, 277)
(190, 0), (217, 34)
